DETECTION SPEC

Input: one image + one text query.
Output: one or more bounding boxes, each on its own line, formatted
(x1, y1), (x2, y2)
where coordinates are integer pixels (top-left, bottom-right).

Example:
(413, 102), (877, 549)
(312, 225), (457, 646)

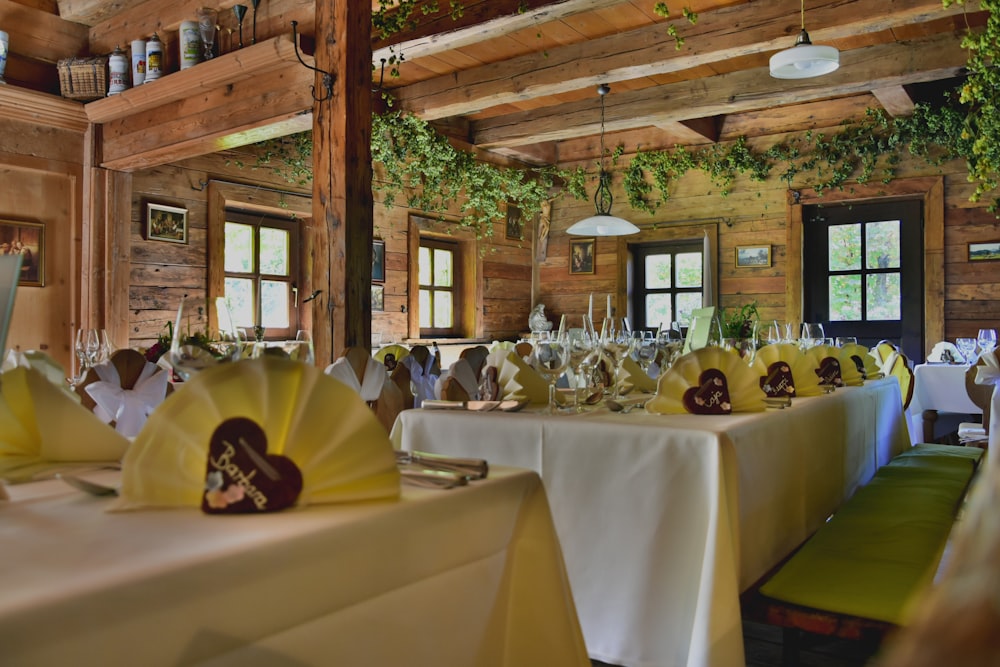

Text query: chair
(459, 345), (489, 380)
(887, 352), (914, 411)
(331, 346), (404, 435)
(74, 347), (173, 434)
(873, 340), (898, 370)
(390, 362), (415, 410)
(514, 341), (533, 359)
(958, 352), (994, 448)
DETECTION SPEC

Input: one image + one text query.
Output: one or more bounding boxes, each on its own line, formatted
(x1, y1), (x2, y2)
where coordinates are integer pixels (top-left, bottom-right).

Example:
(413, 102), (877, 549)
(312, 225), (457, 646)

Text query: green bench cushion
(759, 449), (977, 625)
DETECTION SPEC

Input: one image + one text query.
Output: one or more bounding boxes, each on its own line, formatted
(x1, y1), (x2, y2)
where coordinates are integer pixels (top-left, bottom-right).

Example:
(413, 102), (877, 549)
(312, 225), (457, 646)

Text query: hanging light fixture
(567, 84), (639, 237)
(769, 0), (839, 79)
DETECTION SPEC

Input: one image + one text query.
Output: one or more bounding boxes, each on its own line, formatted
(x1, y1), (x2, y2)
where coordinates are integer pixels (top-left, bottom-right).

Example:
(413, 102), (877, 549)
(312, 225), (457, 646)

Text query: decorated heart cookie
(202, 417), (303, 514)
(682, 368), (732, 414)
(760, 361), (795, 398)
(814, 356), (843, 386)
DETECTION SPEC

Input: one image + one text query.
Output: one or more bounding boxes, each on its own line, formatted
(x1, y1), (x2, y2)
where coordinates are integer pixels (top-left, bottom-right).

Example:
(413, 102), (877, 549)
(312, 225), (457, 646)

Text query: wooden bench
(744, 443), (984, 663)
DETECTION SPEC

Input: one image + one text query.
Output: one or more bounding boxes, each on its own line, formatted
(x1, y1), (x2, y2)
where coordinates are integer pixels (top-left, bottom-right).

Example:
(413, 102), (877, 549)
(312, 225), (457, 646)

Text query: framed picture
(371, 284), (384, 312)
(968, 241), (1000, 261)
(735, 245), (771, 268)
(505, 203), (524, 240)
(146, 202), (188, 244)
(569, 237), (595, 275)
(372, 240), (386, 283)
(0, 219), (44, 287)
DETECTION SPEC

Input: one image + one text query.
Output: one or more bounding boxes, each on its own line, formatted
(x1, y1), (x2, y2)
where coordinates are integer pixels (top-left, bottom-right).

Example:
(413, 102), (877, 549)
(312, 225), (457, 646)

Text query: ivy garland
(250, 0), (1000, 239)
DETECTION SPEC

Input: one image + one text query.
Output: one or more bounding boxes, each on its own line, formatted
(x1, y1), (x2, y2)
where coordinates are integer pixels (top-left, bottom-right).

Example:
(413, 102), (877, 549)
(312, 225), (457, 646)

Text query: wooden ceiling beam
(472, 34), (969, 148)
(392, 0), (975, 121)
(873, 85), (916, 116)
(654, 118), (721, 144)
(0, 0), (88, 62)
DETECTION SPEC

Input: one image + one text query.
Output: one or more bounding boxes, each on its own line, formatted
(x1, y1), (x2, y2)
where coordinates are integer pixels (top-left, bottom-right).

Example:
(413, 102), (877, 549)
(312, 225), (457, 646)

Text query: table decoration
(806, 344), (845, 387)
(618, 355), (656, 393)
(752, 342), (823, 398)
(645, 346), (766, 414)
(927, 341), (962, 364)
(0, 366), (128, 482)
(840, 342), (881, 379)
(2, 349), (77, 398)
(169, 296), (242, 381)
(113, 357), (400, 511)
(496, 350), (567, 406)
(76, 348), (171, 437)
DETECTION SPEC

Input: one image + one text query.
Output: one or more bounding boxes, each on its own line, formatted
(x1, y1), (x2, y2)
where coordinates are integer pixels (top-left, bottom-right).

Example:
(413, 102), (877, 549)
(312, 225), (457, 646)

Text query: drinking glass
(956, 337), (978, 364)
(567, 316), (597, 411)
(977, 328), (997, 356)
(602, 319), (634, 399)
(530, 330), (571, 415)
(800, 323), (826, 350)
(835, 336), (858, 347)
(197, 8), (218, 60)
(169, 296), (243, 381)
(722, 337), (757, 365)
(99, 329), (114, 363)
(763, 321), (783, 345)
(655, 327), (683, 376)
(633, 331), (658, 376)
(72, 328), (99, 384)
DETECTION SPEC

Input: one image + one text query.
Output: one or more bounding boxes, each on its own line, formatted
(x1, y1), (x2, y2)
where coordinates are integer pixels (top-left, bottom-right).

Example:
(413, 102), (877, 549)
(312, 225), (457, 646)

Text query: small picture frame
(372, 240), (386, 283)
(371, 284), (384, 312)
(735, 245), (771, 268)
(146, 202), (188, 244)
(0, 219), (44, 287)
(569, 237), (595, 275)
(505, 203), (524, 240)
(968, 241), (1000, 262)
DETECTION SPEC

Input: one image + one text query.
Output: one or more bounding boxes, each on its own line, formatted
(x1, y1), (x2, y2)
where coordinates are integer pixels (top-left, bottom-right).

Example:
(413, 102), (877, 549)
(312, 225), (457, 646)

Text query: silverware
(57, 474), (119, 497)
(606, 398), (645, 414)
(395, 450), (489, 480)
(399, 468), (469, 489)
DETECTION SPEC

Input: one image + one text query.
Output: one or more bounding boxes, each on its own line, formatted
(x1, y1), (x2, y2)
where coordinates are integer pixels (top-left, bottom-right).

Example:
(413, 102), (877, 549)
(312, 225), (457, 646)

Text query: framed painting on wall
(569, 237), (595, 275)
(372, 240), (386, 282)
(968, 241), (1000, 262)
(372, 284), (385, 312)
(0, 219), (44, 287)
(146, 202), (188, 244)
(506, 203), (524, 240)
(735, 245), (771, 268)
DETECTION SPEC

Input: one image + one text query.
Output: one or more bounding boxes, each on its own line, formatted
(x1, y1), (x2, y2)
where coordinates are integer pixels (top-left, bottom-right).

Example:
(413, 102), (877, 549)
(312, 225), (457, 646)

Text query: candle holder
(196, 8), (218, 60)
(251, 0), (261, 44)
(233, 5), (248, 49)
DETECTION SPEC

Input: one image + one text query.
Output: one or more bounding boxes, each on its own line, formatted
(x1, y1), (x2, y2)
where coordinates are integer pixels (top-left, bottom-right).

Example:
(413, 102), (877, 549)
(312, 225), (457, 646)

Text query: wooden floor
(590, 619), (885, 667)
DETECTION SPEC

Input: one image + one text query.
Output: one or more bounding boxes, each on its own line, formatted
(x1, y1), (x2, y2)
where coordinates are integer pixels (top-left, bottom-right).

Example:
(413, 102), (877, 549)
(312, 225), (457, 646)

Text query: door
(803, 199), (924, 362)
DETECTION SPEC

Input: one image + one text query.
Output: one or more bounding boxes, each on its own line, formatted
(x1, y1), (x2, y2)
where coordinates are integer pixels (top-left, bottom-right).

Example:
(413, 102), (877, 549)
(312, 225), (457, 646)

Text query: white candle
(588, 293), (594, 322)
(607, 294), (612, 320)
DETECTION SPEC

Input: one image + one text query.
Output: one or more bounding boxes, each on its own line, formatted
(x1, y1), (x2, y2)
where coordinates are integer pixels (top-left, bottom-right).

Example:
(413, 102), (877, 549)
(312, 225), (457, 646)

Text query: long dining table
(0, 466), (588, 667)
(390, 377), (911, 667)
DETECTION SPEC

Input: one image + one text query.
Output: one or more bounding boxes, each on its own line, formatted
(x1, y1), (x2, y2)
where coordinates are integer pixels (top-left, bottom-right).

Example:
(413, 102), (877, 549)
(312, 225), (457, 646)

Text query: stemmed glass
(602, 319), (635, 400)
(956, 337), (978, 364)
(633, 330), (658, 377)
(233, 4), (248, 49)
(763, 321), (784, 346)
(567, 316), (598, 411)
(530, 328), (571, 415)
(655, 327), (683, 377)
(800, 323), (826, 350)
(169, 295), (243, 381)
(197, 8), (218, 60)
(72, 328), (99, 385)
(977, 328), (997, 357)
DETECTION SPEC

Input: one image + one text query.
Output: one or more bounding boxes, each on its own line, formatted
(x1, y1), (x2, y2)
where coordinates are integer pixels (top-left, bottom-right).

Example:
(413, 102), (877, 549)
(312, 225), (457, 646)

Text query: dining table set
(0, 306), (915, 667)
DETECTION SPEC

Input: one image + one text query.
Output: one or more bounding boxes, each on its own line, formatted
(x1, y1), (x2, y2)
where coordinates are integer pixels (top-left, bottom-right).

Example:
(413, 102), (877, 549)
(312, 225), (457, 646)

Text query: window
(223, 210), (300, 340)
(418, 237), (459, 336)
(803, 199), (923, 360)
(630, 241), (704, 331)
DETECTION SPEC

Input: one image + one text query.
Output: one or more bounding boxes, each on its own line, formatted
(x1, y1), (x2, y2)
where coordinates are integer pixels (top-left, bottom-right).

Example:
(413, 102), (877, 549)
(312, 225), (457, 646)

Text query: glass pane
(676, 293), (703, 326)
(867, 273), (901, 320)
(828, 224), (861, 271)
(646, 294), (672, 329)
(829, 275), (862, 321)
(866, 220), (900, 270)
(418, 247), (431, 286)
(419, 289), (431, 328)
(434, 290), (453, 328)
(224, 222), (253, 273)
(434, 248), (453, 287)
(224, 277), (254, 328)
(260, 280), (290, 328)
(675, 253), (702, 288)
(259, 227), (289, 276)
(646, 255), (672, 289)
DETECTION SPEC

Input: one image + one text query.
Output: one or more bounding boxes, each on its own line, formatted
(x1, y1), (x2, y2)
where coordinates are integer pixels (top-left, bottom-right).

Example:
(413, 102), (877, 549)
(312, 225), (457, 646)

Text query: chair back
(514, 341), (533, 359)
(887, 352), (914, 411)
(964, 352), (995, 432)
(459, 345), (490, 379)
(390, 362), (415, 409)
(873, 340), (898, 366)
(335, 346), (404, 434)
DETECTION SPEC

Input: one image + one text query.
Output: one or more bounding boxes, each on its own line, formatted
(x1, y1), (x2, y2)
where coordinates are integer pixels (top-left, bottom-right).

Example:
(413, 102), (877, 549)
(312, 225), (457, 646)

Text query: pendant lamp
(567, 84), (639, 237)
(769, 0), (839, 79)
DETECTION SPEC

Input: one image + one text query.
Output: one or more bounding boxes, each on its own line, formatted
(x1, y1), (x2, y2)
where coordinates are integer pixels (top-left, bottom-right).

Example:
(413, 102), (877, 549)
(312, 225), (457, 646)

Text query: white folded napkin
(400, 353), (439, 408)
(928, 341), (962, 364)
(974, 352), (1000, 453)
(325, 355), (387, 402)
(85, 359), (169, 438)
(3, 350), (78, 399)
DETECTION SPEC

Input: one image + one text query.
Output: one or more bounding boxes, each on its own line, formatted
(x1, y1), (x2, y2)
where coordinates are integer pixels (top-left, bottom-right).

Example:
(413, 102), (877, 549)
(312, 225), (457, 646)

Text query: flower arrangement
(720, 301), (760, 340)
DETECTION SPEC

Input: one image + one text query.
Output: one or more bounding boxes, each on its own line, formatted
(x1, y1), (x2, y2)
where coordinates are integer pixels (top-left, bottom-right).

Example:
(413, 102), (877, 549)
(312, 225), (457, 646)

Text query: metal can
(108, 45), (128, 95)
(179, 20), (200, 70)
(130, 39), (146, 86)
(145, 32), (163, 82)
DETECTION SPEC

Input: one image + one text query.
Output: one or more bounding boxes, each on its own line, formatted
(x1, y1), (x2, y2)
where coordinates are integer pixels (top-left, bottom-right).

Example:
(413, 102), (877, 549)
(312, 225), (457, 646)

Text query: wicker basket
(57, 57), (108, 101)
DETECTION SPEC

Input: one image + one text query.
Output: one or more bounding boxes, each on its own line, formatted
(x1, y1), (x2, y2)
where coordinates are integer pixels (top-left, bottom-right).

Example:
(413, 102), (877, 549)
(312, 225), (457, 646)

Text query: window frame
(630, 240), (705, 331)
(418, 236), (461, 337)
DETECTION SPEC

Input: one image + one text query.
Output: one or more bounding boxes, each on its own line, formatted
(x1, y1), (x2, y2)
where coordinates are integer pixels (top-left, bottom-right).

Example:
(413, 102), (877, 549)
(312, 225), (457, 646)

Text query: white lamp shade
(769, 43), (840, 79)
(566, 213), (640, 236)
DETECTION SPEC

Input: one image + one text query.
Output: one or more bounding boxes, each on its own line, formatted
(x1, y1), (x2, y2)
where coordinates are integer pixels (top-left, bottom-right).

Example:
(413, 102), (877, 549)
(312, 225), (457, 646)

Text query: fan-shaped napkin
(838, 343), (876, 385)
(496, 351), (565, 405)
(80, 349), (171, 438)
(435, 358), (480, 401)
(752, 343), (823, 398)
(803, 344), (846, 387)
(928, 341), (962, 364)
(3, 349), (79, 400)
(0, 366), (129, 482)
(646, 347), (766, 415)
(373, 343), (409, 368)
(114, 358), (400, 511)
(618, 356), (657, 393)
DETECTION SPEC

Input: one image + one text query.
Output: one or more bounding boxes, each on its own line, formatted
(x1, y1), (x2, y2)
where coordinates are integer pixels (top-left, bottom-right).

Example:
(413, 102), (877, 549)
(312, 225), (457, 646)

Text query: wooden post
(310, 0), (373, 365)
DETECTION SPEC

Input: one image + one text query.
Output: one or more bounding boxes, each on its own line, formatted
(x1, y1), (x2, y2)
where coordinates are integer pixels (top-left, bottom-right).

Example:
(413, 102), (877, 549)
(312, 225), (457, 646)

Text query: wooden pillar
(310, 0), (373, 365)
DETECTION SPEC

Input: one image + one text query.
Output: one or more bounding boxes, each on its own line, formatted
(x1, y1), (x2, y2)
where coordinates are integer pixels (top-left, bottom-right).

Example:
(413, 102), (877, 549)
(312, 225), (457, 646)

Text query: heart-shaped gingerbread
(682, 368), (732, 414)
(850, 354), (867, 378)
(760, 361), (796, 398)
(202, 417), (303, 514)
(814, 356), (843, 386)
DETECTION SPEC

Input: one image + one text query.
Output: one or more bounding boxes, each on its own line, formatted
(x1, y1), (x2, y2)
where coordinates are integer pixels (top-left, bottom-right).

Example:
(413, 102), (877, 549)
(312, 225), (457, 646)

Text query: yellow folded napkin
(618, 356), (657, 393)
(114, 357), (400, 511)
(496, 351), (566, 405)
(0, 366), (129, 482)
(2, 350), (79, 401)
(646, 347), (766, 415)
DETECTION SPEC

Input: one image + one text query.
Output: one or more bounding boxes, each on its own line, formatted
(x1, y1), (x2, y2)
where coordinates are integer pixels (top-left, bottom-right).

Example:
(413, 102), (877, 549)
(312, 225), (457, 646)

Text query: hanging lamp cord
(594, 84), (613, 215)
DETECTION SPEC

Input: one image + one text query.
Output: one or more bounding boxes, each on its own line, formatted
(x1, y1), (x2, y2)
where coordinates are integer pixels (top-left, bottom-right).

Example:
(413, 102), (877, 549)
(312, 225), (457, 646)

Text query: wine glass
(633, 330), (658, 376)
(99, 329), (114, 363)
(531, 330), (571, 415)
(72, 328), (99, 385)
(197, 8), (218, 60)
(800, 323), (825, 350)
(722, 336), (757, 365)
(956, 337), (978, 364)
(169, 295), (243, 381)
(763, 321), (784, 345)
(602, 319), (634, 400)
(567, 316), (597, 411)
(835, 336), (858, 347)
(233, 4), (248, 48)
(655, 327), (683, 377)
(977, 328), (996, 356)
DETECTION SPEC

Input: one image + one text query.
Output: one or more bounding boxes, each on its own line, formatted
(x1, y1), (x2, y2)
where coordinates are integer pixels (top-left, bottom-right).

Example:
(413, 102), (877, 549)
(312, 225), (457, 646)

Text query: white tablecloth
(0, 468), (587, 667)
(391, 378), (910, 667)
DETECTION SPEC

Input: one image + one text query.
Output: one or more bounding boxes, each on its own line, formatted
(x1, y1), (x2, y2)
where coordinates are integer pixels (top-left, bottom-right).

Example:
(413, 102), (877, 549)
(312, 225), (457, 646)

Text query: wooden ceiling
(13, 0), (987, 167)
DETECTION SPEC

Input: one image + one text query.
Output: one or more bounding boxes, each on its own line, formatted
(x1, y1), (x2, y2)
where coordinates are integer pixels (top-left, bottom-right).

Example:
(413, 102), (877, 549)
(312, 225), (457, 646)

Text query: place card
(760, 361), (796, 398)
(682, 368), (732, 414)
(814, 356), (844, 387)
